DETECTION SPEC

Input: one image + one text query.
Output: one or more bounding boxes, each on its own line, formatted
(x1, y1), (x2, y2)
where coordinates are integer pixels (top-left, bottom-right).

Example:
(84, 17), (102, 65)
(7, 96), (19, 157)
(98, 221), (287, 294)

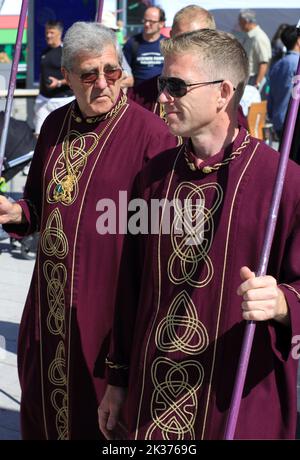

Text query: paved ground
(0, 172), (35, 440)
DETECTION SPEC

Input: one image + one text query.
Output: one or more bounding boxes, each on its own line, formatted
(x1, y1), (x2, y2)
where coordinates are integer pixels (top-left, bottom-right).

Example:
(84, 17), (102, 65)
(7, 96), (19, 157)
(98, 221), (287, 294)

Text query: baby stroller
(0, 112), (38, 259)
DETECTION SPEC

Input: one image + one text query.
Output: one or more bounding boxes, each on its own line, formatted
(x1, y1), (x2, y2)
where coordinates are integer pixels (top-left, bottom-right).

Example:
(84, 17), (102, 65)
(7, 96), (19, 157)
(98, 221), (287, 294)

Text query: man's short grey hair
(172, 4), (216, 30)
(160, 29), (249, 107)
(62, 22), (122, 71)
(239, 9), (257, 24)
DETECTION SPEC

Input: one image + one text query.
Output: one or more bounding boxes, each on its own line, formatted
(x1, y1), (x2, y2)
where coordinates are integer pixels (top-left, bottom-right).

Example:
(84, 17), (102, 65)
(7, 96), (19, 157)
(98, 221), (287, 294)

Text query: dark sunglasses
(79, 68), (122, 84)
(157, 76), (225, 98)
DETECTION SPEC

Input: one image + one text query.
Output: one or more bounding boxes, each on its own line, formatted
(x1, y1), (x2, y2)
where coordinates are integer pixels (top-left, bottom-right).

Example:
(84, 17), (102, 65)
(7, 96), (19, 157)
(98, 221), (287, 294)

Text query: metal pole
(96, 0), (105, 22)
(0, 0), (29, 176)
(120, 0), (127, 35)
(224, 20), (300, 440)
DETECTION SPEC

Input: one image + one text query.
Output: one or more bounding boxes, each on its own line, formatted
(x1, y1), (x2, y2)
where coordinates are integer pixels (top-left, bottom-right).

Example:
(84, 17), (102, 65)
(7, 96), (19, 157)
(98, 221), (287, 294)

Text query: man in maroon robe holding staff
(99, 29), (300, 440)
(0, 22), (177, 439)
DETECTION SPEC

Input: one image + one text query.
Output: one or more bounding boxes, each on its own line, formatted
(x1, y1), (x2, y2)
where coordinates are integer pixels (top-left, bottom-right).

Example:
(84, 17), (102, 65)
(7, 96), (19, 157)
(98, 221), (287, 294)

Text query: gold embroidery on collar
(72, 94), (127, 124)
(185, 132), (251, 173)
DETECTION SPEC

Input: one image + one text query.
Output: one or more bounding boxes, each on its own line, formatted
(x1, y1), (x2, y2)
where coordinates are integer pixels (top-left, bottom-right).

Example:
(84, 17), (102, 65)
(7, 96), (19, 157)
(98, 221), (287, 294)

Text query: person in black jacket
(33, 20), (74, 137)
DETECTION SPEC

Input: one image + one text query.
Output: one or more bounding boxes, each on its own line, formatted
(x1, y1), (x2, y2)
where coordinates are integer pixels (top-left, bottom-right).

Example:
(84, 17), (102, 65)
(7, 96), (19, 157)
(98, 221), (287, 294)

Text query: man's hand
(237, 266), (290, 326)
(98, 385), (127, 440)
(47, 76), (63, 89)
(0, 196), (23, 225)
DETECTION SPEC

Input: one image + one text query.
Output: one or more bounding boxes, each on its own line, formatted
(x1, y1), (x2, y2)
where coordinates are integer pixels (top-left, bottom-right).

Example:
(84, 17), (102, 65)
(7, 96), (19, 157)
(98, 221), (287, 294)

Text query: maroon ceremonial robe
(108, 127), (300, 439)
(4, 94), (177, 439)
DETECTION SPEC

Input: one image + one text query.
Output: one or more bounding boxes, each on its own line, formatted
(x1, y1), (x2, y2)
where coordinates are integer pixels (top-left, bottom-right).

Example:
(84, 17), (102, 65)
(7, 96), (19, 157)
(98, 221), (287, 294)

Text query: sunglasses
(79, 68), (122, 84)
(157, 76), (225, 98)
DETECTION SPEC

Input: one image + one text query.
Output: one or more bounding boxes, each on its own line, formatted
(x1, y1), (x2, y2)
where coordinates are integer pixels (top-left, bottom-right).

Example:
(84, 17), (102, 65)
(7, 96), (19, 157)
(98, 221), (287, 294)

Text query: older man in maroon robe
(0, 22), (177, 440)
(99, 29), (300, 440)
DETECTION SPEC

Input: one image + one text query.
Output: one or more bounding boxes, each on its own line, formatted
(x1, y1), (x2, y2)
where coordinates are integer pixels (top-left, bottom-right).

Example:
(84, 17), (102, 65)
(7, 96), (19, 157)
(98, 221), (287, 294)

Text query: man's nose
(158, 89), (173, 103)
(93, 74), (108, 89)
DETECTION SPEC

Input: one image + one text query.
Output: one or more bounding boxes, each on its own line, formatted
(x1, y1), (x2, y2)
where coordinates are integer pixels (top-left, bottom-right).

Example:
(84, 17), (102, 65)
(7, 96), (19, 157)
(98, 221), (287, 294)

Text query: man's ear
(217, 80), (235, 109)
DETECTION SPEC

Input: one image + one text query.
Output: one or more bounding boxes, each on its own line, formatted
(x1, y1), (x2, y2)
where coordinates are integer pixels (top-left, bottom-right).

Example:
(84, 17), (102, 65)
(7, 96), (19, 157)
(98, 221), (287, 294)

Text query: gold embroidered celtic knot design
(155, 291), (209, 355)
(48, 342), (68, 440)
(43, 260), (68, 438)
(43, 260), (67, 338)
(47, 130), (100, 205)
(146, 291), (208, 439)
(167, 182), (223, 287)
(47, 95), (128, 206)
(41, 208), (68, 259)
(146, 357), (204, 440)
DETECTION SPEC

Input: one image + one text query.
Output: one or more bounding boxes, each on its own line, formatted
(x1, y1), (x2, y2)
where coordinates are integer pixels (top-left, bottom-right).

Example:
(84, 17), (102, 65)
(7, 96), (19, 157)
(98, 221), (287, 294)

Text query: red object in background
(161, 26), (171, 37)
(0, 15), (28, 29)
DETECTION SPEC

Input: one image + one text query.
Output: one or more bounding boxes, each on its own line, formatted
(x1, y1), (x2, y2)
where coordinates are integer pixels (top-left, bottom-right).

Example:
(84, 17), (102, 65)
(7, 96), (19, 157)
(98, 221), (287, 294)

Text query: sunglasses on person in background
(157, 76), (225, 98)
(78, 68), (122, 84)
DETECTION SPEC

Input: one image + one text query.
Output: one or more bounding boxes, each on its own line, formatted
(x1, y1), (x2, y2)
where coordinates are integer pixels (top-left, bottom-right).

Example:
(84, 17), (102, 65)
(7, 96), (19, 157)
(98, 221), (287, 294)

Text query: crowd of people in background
(32, 6), (299, 153)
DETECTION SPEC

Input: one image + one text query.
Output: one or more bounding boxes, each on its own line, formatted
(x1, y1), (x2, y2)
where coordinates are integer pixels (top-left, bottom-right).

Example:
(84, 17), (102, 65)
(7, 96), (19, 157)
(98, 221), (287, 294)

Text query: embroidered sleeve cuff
(268, 284), (300, 361)
(106, 357), (129, 387)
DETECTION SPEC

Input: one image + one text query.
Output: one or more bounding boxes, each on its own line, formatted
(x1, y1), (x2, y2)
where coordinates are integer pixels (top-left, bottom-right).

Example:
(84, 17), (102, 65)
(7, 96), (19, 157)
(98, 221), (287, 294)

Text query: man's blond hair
(161, 29), (249, 106)
(172, 5), (216, 30)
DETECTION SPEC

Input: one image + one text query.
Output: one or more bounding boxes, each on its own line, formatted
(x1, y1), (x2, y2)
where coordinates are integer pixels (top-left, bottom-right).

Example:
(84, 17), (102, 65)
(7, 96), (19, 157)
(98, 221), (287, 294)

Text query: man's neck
(142, 31), (160, 42)
(292, 40), (300, 53)
(190, 122), (239, 162)
(247, 23), (257, 33)
(50, 41), (62, 48)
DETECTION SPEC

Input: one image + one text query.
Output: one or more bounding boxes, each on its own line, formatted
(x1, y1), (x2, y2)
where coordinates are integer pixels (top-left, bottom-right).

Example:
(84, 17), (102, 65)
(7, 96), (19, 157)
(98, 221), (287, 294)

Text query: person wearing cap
(101, 11), (134, 89)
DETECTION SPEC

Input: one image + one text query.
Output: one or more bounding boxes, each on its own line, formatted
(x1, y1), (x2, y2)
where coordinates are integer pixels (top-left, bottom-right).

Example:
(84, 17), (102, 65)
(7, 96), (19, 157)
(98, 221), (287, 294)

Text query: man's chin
(90, 99), (114, 115)
(168, 122), (184, 137)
